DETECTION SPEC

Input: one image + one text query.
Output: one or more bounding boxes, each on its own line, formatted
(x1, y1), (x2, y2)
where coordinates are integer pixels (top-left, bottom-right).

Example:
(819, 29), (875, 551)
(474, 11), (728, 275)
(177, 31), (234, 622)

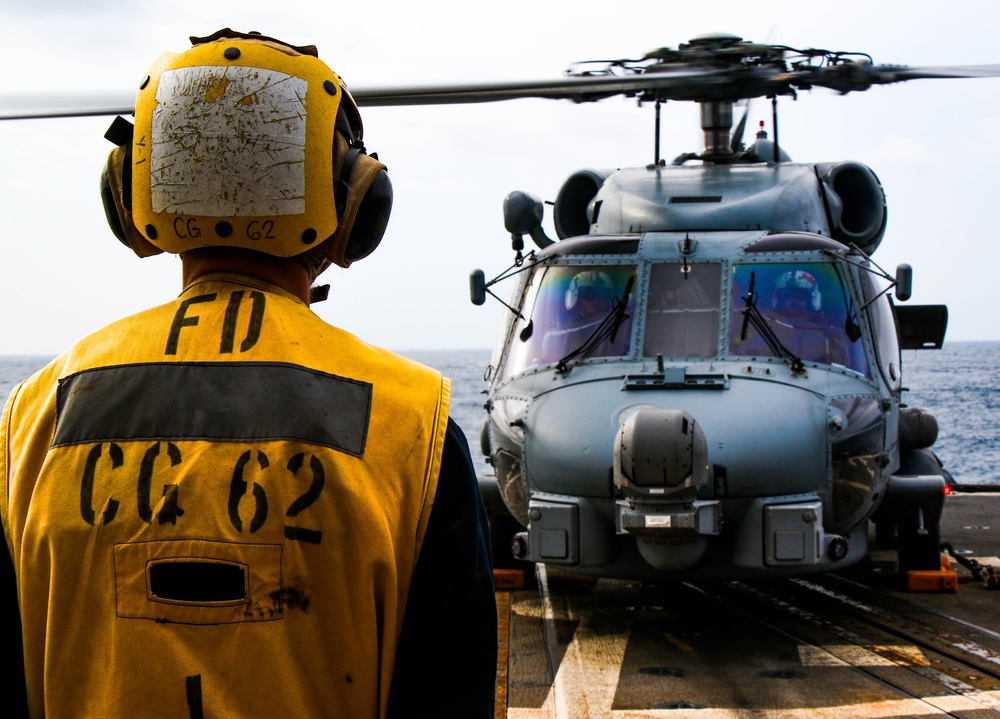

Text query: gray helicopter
(465, 34), (1000, 582)
(3, 33), (998, 582)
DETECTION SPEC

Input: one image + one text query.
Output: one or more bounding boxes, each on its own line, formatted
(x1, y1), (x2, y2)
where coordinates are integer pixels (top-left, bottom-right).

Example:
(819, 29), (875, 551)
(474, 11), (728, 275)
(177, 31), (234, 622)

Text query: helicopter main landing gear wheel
(872, 467), (948, 579)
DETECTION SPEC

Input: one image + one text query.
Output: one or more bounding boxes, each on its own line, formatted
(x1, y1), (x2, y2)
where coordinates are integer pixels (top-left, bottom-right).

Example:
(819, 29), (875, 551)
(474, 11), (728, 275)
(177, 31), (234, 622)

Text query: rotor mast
(700, 100), (734, 161)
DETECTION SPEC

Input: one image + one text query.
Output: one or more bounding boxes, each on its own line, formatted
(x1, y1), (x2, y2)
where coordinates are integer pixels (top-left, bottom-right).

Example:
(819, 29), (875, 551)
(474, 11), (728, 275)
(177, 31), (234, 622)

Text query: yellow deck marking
(663, 632), (693, 652)
(496, 589), (511, 719)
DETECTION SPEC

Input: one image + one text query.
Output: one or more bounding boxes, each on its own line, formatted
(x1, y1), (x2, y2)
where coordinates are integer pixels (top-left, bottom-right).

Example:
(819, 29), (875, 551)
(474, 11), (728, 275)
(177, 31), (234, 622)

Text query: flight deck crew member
(0, 29), (496, 718)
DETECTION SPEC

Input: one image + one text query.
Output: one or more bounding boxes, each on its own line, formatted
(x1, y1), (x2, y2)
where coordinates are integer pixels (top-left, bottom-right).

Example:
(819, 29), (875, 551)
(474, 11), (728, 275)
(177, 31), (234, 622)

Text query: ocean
(2, 341), (997, 484)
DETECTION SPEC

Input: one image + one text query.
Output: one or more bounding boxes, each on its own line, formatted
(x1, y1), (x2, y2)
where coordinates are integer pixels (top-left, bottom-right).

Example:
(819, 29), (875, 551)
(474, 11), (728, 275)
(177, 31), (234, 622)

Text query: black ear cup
(326, 121), (392, 268)
(100, 161), (129, 248)
(102, 116), (164, 257)
(104, 116), (134, 208)
(100, 139), (163, 259)
(344, 168), (392, 263)
(101, 117), (135, 247)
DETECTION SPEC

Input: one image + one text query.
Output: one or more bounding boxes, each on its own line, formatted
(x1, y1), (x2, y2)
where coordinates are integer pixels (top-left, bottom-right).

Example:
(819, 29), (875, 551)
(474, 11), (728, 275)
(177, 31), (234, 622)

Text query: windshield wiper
(556, 275), (634, 375)
(739, 272), (806, 376)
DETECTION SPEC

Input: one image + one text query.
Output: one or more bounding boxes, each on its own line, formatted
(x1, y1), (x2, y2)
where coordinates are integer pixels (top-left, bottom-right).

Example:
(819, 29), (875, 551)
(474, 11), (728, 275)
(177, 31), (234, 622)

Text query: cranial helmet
(772, 269), (822, 311)
(565, 269), (614, 311)
(101, 29), (392, 274)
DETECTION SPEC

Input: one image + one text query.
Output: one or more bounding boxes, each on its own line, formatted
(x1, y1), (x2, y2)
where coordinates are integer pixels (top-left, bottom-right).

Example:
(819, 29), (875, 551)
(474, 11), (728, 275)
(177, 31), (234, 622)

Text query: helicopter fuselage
(479, 157), (947, 581)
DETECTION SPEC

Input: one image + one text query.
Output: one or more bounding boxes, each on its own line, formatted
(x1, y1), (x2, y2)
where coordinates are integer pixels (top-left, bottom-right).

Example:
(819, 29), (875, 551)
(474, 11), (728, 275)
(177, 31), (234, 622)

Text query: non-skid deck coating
(496, 492), (1000, 718)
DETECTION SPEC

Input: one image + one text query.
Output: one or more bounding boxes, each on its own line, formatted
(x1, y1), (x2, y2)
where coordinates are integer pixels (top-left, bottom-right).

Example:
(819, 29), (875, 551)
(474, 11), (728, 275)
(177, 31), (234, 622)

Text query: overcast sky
(2, 0), (999, 355)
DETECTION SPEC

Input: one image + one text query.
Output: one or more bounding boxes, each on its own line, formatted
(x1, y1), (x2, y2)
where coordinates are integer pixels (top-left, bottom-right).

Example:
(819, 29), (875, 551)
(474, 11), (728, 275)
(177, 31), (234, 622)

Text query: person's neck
(180, 248), (312, 304)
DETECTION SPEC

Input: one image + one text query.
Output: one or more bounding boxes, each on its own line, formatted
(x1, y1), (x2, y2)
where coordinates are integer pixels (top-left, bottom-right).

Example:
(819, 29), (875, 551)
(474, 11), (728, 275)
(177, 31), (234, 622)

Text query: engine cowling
(554, 169), (609, 239)
(816, 161), (887, 254)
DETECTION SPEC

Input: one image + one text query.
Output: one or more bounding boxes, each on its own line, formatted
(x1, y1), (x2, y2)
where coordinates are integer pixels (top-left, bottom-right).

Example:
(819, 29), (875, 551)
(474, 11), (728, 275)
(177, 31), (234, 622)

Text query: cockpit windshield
(500, 259), (868, 379)
(502, 264), (636, 377)
(729, 262), (869, 374)
(643, 263), (722, 359)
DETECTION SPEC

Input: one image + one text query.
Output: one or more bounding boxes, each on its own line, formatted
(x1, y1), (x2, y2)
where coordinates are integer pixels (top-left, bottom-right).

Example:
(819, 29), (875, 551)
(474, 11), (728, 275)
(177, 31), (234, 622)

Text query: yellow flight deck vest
(1, 273), (450, 719)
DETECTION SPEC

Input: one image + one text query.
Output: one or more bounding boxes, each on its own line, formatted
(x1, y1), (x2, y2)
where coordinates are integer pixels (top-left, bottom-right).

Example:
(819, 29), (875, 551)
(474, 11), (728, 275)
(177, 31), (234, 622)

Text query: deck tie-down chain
(942, 543), (1000, 590)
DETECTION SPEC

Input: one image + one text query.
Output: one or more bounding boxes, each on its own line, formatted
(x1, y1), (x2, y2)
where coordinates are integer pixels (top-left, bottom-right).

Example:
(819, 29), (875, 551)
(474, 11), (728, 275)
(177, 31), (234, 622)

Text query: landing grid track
(497, 566), (1000, 719)
(701, 575), (1000, 717)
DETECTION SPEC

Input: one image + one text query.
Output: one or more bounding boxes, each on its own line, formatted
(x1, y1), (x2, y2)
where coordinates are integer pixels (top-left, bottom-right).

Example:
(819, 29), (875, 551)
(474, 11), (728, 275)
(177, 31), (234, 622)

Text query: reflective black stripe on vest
(53, 362), (371, 456)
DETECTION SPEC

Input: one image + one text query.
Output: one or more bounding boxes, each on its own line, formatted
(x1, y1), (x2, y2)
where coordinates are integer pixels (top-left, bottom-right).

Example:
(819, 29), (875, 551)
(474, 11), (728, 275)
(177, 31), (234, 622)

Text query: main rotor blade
(886, 64), (1000, 80)
(0, 92), (135, 120)
(349, 68), (741, 106)
(796, 62), (1000, 93)
(0, 68), (783, 120)
(3, 61), (1000, 121)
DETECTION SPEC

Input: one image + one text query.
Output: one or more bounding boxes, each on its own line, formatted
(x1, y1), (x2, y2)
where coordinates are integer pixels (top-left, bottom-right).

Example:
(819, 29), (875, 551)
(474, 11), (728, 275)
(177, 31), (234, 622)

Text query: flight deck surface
(494, 491), (1000, 718)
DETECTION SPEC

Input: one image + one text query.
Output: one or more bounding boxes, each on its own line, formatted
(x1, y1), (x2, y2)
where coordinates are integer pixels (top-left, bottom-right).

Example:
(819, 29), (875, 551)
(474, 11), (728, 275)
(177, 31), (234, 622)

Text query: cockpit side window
(643, 263), (721, 359)
(860, 272), (901, 390)
(501, 264), (636, 378)
(729, 262), (869, 375)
